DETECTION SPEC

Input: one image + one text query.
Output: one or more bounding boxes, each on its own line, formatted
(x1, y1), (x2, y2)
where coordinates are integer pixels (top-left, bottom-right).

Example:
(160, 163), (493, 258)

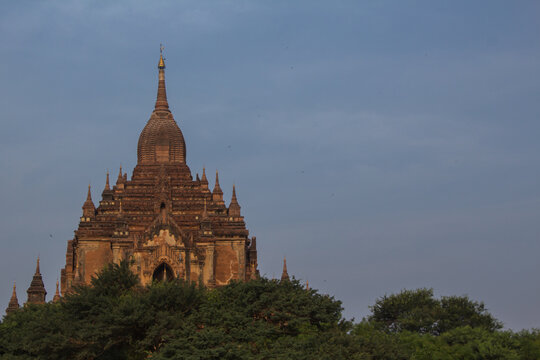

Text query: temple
(56, 50), (259, 293)
(3, 49), (272, 316)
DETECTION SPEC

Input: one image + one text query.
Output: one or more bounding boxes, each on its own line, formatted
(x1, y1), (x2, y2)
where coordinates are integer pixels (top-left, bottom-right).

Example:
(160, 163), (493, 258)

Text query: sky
(0, 1), (539, 330)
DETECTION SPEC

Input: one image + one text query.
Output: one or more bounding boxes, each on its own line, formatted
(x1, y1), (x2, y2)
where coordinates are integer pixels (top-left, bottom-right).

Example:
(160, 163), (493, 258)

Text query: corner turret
(212, 170), (224, 205)
(228, 184), (241, 217)
(82, 185), (96, 219)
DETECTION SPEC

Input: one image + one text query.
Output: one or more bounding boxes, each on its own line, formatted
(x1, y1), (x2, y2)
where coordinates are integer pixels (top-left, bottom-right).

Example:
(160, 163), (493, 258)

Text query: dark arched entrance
(152, 263), (175, 282)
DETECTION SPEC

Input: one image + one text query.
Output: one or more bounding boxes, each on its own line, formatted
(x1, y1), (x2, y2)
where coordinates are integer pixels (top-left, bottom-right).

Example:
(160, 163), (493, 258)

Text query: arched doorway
(152, 262), (175, 282)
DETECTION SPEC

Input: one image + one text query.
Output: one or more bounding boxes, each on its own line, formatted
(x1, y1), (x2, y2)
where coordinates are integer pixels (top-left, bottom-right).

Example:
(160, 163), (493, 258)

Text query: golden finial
(158, 43), (165, 69)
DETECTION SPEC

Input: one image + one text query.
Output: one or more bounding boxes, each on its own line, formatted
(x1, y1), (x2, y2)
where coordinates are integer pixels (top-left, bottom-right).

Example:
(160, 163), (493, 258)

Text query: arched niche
(152, 262), (175, 282)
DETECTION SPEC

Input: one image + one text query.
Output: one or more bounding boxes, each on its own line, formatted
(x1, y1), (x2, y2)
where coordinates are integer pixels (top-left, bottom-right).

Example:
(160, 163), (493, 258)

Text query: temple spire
(228, 184), (241, 217)
(212, 170), (224, 205)
(281, 257), (290, 281)
(117, 165), (123, 184)
(155, 44), (169, 111)
(53, 279), (61, 302)
(27, 257), (47, 304)
(201, 167), (208, 183)
(104, 171), (110, 190)
(6, 282), (19, 315)
(82, 185), (95, 218)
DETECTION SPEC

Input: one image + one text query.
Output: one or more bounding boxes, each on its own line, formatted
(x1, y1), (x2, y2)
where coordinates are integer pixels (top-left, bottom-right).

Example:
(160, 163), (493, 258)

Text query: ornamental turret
(82, 185), (95, 219)
(228, 184), (241, 217)
(212, 170), (224, 205)
(101, 171), (113, 201)
(26, 257), (47, 304)
(201, 167), (209, 191)
(281, 257), (290, 281)
(52, 280), (61, 302)
(5, 282), (19, 315)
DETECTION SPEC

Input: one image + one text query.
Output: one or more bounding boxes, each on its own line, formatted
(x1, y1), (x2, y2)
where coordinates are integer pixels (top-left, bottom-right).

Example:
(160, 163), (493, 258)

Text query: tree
(368, 288), (501, 335)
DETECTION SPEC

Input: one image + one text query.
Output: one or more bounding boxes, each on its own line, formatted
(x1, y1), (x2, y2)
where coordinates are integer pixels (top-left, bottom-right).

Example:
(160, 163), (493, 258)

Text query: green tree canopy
(368, 288), (502, 335)
(0, 264), (537, 360)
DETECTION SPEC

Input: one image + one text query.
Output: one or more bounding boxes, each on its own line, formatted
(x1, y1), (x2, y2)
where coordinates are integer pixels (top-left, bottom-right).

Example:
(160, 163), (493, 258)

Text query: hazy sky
(1, 1), (539, 330)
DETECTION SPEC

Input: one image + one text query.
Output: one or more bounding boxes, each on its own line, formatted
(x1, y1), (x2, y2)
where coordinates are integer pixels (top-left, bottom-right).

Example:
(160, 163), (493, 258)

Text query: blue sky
(0, 1), (539, 329)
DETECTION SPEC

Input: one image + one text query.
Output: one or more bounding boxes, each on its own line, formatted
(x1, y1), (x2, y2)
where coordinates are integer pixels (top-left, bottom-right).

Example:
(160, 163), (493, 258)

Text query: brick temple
(56, 51), (259, 293)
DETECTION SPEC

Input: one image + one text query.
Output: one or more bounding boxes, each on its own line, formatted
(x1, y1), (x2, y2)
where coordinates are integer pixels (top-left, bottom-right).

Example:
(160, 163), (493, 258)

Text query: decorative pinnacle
(7, 281), (19, 311)
(229, 183), (241, 216)
(105, 171), (110, 190)
(201, 167), (208, 183)
(155, 44), (169, 111)
(35, 256), (40, 275)
(158, 43), (165, 69)
(117, 165), (123, 183)
(83, 184), (96, 216)
(86, 184), (92, 201)
(281, 257), (289, 281)
(214, 170), (222, 191)
(212, 170), (223, 204)
(53, 279), (61, 302)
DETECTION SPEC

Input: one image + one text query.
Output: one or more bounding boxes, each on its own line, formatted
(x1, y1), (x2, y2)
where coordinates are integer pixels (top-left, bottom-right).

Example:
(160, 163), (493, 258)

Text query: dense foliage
(1, 261), (539, 359)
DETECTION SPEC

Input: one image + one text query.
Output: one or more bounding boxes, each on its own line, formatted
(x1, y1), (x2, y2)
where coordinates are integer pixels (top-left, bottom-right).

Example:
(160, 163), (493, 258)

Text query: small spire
(104, 171), (110, 191)
(53, 279), (61, 302)
(86, 184), (92, 201)
(158, 43), (165, 69)
(281, 257), (290, 281)
(6, 281), (19, 315)
(35, 256), (40, 275)
(228, 184), (241, 217)
(202, 167), (208, 181)
(232, 184), (237, 201)
(82, 185), (96, 217)
(117, 165), (123, 183)
(201, 167), (209, 190)
(155, 44), (169, 111)
(306, 280), (310, 291)
(27, 257), (47, 304)
(212, 170), (224, 205)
